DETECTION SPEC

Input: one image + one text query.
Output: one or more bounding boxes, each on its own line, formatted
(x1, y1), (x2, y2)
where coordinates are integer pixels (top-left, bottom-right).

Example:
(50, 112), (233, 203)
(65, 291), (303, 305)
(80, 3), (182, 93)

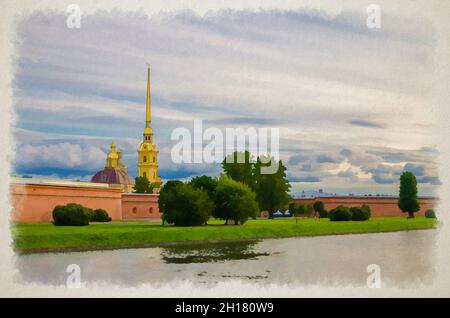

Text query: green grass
(12, 217), (437, 254)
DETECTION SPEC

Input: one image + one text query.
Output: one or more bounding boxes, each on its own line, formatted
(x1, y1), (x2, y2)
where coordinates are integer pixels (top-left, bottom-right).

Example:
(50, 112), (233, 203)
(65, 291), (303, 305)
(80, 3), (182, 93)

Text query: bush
(91, 209), (112, 222)
(350, 206), (370, 221)
(361, 204), (371, 218)
(425, 209), (436, 219)
(52, 203), (89, 226)
(318, 209), (329, 219)
(329, 206), (352, 221)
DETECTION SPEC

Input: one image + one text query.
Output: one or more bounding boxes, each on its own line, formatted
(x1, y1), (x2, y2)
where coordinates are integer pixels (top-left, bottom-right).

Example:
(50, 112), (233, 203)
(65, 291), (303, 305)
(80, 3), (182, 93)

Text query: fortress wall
(293, 197), (438, 217)
(121, 193), (160, 219)
(9, 183), (123, 222)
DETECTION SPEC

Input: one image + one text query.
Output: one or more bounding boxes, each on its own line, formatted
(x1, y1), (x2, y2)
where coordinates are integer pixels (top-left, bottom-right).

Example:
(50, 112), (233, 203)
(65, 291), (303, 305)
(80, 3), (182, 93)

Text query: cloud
(11, 9), (439, 194)
(349, 119), (384, 128)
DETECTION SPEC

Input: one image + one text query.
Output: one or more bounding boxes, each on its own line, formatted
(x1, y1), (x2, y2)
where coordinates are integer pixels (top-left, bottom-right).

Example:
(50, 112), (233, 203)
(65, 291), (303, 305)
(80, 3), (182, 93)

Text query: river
(14, 230), (437, 288)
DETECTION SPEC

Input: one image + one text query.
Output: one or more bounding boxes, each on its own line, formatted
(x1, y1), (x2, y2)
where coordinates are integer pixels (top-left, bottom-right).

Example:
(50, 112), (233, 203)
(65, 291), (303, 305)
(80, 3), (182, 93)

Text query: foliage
(350, 206), (371, 221)
(254, 156), (291, 216)
(318, 209), (329, 219)
(425, 209), (437, 219)
(91, 209), (112, 222)
(288, 203), (296, 215)
(313, 201), (325, 217)
(189, 175), (218, 199)
(214, 175), (259, 225)
(329, 206), (352, 221)
(158, 180), (184, 224)
(158, 181), (212, 226)
(52, 203), (90, 226)
(398, 171), (420, 218)
(222, 151), (255, 189)
(133, 175), (154, 194)
(296, 204), (312, 216)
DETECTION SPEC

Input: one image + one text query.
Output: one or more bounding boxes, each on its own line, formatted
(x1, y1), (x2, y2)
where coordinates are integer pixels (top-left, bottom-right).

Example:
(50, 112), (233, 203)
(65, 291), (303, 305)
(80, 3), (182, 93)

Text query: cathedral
(91, 66), (161, 192)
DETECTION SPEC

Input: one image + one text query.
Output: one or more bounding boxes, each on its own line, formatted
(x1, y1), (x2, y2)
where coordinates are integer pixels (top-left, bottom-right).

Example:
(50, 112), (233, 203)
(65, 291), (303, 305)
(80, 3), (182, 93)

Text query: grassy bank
(12, 217), (437, 254)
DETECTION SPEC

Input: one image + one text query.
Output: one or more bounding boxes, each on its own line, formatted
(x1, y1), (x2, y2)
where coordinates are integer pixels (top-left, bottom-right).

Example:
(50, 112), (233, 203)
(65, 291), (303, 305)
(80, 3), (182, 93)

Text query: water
(14, 230), (437, 287)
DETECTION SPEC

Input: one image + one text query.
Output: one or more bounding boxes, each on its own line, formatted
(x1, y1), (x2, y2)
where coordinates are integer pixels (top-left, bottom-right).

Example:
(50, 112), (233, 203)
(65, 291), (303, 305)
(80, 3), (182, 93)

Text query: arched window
(153, 156), (156, 163)
(143, 156), (147, 163)
(149, 207), (153, 214)
(143, 172), (146, 178)
(132, 207), (137, 214)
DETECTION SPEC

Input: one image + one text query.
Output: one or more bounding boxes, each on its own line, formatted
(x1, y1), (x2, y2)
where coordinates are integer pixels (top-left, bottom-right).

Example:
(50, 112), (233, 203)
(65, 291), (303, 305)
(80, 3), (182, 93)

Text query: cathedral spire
(146, 64), (151, 127)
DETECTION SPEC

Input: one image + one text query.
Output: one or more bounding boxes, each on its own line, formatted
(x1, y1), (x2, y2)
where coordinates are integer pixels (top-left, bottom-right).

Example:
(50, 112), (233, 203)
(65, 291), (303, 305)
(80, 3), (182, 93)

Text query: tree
(188, 175), (218, 201)
(133, 175), (153, 193)
(254, 156), (291, 216)
(313, 201), (325, 218)
(398, 171), (420, 218)
(158, 181), (213, 226)
(214, 175), (258, 225)
(158, 180), (184, 224)
(222, 151), (255, 189)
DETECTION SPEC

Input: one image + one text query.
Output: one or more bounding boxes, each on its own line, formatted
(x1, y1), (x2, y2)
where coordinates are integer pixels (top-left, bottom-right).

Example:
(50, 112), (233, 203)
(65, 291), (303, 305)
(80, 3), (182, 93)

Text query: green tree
(214, 175), (258, 225)
(133, 175), (153, 193)
(398, 171), (420, 218)
(313, 201), (325, 218)
(254, 156), (291, 216)
(188, 175), (218, 201)
(158, 181), (213, 226)
(158, 180), (184, 224)
(222, 150), (255, 189)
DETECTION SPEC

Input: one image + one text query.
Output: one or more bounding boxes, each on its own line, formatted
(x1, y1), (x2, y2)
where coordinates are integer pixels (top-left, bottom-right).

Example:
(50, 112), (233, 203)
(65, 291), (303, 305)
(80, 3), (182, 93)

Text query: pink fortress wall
(9, 181), (161, 223)
(10, 183), (123, 222)
(121, 193), (161, 219)
(293, 196), (438, 217)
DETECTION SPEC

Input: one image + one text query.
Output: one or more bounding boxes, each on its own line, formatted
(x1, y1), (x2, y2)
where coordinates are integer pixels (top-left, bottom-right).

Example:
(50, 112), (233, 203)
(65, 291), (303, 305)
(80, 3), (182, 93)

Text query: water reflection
(14, 230), (438, 287)
(161, 241), (269, 264)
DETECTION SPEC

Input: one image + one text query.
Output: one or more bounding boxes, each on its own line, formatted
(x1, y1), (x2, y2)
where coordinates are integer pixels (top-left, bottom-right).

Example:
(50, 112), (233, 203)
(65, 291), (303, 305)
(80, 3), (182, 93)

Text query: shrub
(329, 206), (352, 221)
(350, 206), (370, 221)
(425, 209), (437, 219)
(361, 204), (371, 218)
(91, 209), (112, 222)
(52, 203), (89, 226)
(318, 209), (329, 219)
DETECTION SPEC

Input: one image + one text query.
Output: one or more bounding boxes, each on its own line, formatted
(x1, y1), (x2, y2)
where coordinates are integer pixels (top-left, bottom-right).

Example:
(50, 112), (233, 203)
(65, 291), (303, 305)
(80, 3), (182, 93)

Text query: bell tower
(137, 65), (161, 185)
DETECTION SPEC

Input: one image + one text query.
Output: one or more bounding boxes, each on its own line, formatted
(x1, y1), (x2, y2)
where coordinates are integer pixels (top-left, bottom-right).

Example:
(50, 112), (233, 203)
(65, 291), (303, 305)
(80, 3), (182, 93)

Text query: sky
(11, 8), (440, 195)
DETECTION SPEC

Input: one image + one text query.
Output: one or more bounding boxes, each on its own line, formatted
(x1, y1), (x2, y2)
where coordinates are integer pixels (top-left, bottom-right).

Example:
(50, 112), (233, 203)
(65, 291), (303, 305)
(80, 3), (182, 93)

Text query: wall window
(149, 207), (153, 214)
(143, 172), (146, 178)
(132, 207), (137, 214)
(143, 156), (147, 163)
(153, 156), (155, 163)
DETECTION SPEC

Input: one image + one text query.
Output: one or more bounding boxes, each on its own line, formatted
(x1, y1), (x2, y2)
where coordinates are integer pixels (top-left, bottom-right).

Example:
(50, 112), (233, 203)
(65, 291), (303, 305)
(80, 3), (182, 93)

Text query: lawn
(12, 217), (437, 254)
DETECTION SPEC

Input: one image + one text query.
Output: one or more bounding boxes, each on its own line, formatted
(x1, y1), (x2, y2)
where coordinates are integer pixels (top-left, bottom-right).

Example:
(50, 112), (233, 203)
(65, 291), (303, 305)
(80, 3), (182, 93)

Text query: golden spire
(146, 64), (151, 127)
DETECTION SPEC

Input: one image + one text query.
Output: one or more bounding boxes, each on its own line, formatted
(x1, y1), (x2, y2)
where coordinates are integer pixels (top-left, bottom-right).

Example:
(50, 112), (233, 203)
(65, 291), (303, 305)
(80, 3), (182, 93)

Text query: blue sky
(12, 9), (440, 195)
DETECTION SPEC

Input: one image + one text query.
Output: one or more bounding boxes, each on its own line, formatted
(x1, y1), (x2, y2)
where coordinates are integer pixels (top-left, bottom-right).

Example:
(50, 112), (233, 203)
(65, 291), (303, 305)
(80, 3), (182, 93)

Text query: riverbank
(12, 217), (437, 254)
